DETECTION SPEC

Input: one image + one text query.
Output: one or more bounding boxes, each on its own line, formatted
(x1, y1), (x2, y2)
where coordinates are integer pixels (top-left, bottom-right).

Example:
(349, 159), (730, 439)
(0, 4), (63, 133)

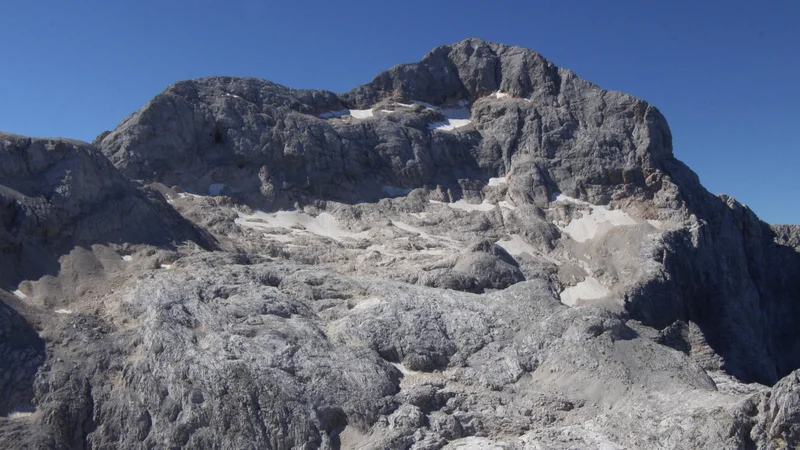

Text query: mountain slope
(0, 38), (798, 449)
(97, 38), (800, 386)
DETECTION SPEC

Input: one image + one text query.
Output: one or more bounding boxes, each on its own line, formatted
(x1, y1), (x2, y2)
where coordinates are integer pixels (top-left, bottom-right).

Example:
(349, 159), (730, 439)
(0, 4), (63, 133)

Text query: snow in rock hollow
(429, 119), (471, 131)
(319, 109), (374, 119)
(348, 109), (374, 119)
(488, 176), (507, 186)
(559, 277), (612, 306)
(5, 404), (35, 420)
(553, 193), (638, 242)
(428, 105), (472, 131)
(498, 200), (516, 210)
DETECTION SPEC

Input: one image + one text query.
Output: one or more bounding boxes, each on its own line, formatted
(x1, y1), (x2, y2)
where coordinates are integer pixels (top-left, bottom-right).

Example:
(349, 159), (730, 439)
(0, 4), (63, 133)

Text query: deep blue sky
(1, 1), (798, 223)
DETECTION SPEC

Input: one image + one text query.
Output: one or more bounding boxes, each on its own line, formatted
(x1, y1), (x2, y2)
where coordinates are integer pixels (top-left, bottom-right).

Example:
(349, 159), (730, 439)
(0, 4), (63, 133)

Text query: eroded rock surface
(1, 38), (799, 449)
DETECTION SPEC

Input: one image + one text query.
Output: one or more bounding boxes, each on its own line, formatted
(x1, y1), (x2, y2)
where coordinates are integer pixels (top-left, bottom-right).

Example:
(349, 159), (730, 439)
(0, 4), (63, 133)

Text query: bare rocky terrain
(1, 38), (799, 449)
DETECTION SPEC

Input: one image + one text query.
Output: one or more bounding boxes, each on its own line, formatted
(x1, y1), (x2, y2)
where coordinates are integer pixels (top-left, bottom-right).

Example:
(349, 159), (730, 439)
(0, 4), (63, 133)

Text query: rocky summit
(1, 38), (799, 449)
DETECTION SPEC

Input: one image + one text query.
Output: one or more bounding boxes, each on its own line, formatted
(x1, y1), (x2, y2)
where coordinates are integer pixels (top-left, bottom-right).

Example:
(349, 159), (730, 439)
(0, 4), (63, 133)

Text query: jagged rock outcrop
(1, 38), (799, 449)
(97, 39), (672, 211)
(0, 133), (215, 290)
(773, 224), (800, 250)
(95, 38), (800, 386)
(751, 369), (800, 449)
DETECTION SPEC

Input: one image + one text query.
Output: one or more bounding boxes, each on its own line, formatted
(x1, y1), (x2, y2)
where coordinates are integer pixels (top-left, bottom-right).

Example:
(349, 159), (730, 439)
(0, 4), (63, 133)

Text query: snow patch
(224, 93), (242, 99)
(320, 108), (374, 119)
(5, 405), (35, 419)
(12, 290), (27, 299)
(404, 100), (473, 131)
(236, 210), (369, 242)
(562, 208), (637, 242)
(429, 119), (471, 131)
(428, 105), (472, 131)
(553, 193), (637, 242)
(177, 192), (204, 199)
(448, 200), (496, 212)
(122, 255), (133, 261)
(498, 200), (516, 210)
(54, 309), (73, 315)
(559, 277), (611, 306)
(348, 109), (374, 119)
(160, 264), (173, 270)
(488, 176), (507, 186)
(553, 192), (591, 205)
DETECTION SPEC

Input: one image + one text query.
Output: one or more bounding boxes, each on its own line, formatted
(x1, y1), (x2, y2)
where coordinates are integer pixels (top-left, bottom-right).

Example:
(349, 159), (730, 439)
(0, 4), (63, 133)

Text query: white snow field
(428, 105), (472, 131)
(559, 277), (612, 306)
(319, 108), (375, 119)
(553, 193), (638, 242)
(487, 176), (507, 186)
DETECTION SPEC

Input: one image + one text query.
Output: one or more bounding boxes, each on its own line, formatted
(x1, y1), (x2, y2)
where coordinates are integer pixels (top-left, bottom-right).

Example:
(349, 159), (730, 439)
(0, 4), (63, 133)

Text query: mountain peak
(2, 40), (799, 449)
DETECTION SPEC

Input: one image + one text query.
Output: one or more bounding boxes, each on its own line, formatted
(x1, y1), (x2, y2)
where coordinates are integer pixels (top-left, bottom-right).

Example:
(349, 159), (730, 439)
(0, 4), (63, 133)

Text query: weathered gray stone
(1, 38), (798, 449)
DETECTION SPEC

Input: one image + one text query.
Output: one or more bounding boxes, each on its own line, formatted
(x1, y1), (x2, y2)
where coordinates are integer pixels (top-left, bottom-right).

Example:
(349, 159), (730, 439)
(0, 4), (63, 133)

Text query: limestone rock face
(1, 39), (799, 449)
(0, 133), (214, 290)
(751, 369), (800, 449)
(773, 224), (800, 250)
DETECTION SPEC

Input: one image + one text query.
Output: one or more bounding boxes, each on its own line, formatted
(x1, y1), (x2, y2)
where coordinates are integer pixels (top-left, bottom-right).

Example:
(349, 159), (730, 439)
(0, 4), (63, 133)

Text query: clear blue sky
(1, 1), (798, 224)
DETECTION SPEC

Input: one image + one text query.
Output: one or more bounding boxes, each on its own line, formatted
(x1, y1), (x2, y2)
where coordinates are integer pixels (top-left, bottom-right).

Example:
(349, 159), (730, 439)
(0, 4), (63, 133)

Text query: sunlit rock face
(1, 39), (798, 449)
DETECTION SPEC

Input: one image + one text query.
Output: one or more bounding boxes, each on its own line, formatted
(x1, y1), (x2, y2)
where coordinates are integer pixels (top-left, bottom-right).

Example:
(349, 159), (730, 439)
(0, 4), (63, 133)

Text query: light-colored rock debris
(1, 38), (799, 449)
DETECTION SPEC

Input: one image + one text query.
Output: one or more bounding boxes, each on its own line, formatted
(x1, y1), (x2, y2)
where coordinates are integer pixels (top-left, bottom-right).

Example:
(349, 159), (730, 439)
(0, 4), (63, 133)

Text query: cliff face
(0, 133), (214, 290)
(97, 38), (800, 386)
(1, 38), (798, 449)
